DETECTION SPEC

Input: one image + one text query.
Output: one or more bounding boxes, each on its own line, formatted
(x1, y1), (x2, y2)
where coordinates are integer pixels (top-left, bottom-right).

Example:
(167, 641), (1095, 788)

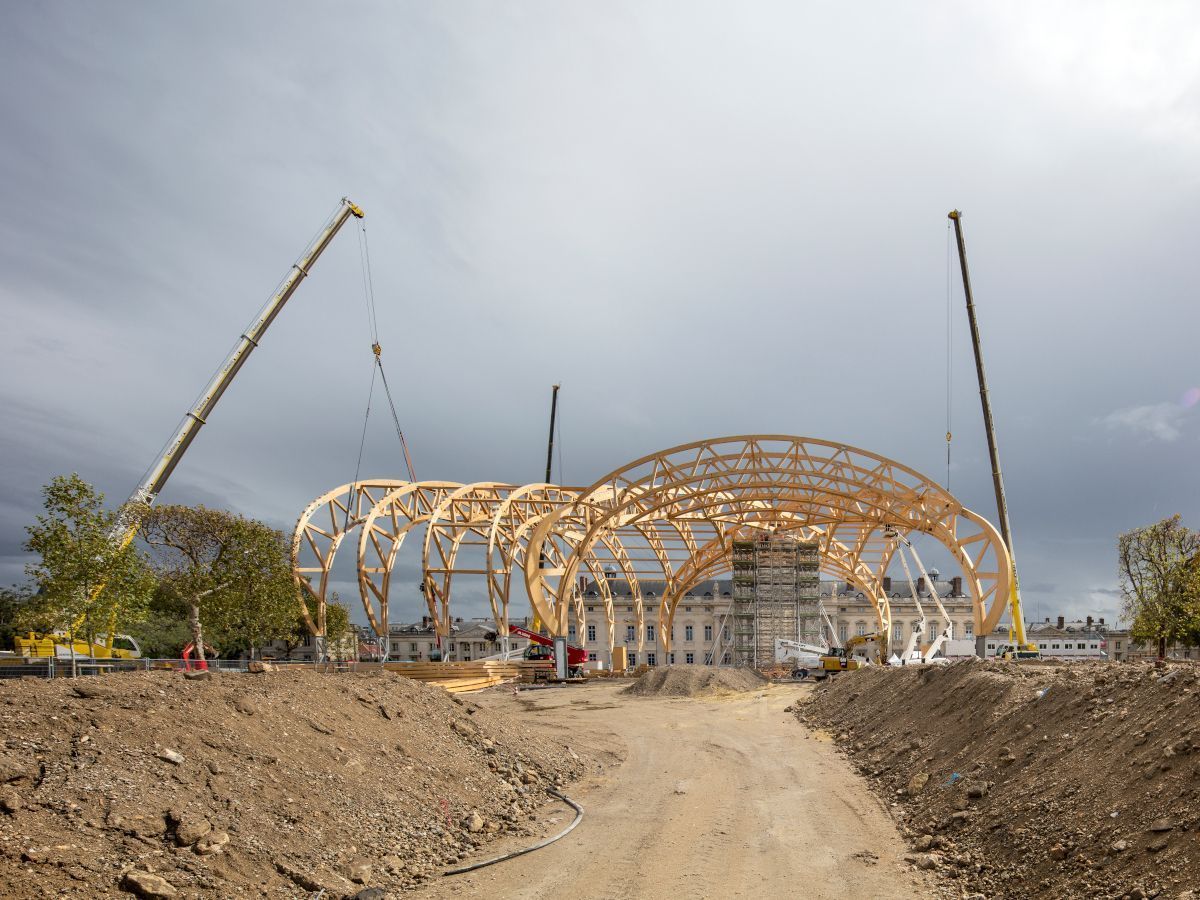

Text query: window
(838, 624), (848, 643)
(722, 652), (731, 665)
(410, 642), (417, 652)
(587, 652), (597, 662)
(448, 642), (456, 651)
(684, 606), (692, 613)
(685, 652), (695, 664)
(893, 624), (903, 642)
(685, 625), (694, 641)
(628, 652), (636, 666)
(704, 624), (713, 642)
(856, 623), (866, 637)
(1116, 641), (1123, 650)
(1052, 643), (1060, 650)
(723, 627), (730, 640)
(1077, 643), (1086, 650)
(704, 653), (713, 665)
(670, 627), (675, 641)
(647, 653), (656, 666)
(646, 624), (656, 642)
(669, 652), (675, 664)
(626, 625), (635, 642)
(587, 625), (596, 642)
(568, 625), (576, 640)
(964, 623), (974, 637)
(587, 606), (594, 613)
(390, 641), (401, 654)
(1038, 643), (1046, 650)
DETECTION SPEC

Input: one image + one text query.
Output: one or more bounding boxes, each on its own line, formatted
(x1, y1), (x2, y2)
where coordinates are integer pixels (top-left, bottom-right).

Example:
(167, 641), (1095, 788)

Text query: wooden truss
(292, 435), (1012, 658)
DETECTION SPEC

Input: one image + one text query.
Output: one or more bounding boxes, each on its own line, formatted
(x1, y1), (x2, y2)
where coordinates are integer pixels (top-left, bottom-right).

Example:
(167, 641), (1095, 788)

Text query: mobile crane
(949, 210), (1037, 657)
(14, 199), (365, 660)
(503, 624), (589, 679)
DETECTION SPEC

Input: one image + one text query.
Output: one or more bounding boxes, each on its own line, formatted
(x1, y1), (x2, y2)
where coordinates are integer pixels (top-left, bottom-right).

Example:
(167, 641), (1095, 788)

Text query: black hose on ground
(442, 788), (584, 876)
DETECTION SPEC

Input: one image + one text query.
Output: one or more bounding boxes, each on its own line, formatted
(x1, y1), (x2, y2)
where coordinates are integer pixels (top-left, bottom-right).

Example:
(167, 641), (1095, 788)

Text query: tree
(324, 598), (355, 661)
(125, 582), (193, 658)
(0, 584), (33, 650)
(140, 505), (300, 662)
(1119, 515), (1200, 658)
(21, 474), (154, 663)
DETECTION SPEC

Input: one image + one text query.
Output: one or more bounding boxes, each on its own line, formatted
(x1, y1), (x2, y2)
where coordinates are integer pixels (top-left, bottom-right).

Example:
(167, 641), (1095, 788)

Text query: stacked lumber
(384, 660), (550, 693)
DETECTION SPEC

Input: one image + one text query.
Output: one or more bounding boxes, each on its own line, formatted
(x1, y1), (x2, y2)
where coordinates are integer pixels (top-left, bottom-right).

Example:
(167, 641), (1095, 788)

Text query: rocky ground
(0, 669), (593, 899)
(621, 664), (766, 697)
(798, 659), (1200, 900)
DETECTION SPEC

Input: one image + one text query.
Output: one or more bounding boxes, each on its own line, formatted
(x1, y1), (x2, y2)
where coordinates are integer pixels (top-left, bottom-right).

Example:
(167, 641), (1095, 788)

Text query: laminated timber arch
(293, 435), (1013, 663)
(524, 435), (1012, 654)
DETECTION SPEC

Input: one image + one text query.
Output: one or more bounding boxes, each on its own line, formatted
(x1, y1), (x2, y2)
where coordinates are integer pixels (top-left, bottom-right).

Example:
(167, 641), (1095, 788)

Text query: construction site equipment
(503, 624), (588, 678)
(12, 632), (142, 660)
(949, 210), (1036, 655)
(15, 199), (364, 661)
(730, 535), (821, 668)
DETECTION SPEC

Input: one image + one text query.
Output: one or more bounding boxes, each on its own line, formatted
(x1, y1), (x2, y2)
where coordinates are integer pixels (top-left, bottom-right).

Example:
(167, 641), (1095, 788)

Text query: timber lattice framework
(291, 435), (1013, 657)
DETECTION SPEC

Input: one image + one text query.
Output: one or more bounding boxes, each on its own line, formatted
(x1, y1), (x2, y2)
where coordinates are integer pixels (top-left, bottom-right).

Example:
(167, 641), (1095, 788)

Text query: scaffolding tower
(730, 535), (821, 667)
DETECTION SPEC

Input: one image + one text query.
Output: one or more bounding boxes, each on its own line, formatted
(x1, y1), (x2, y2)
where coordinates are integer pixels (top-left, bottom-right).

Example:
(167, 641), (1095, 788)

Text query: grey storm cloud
(2, 2), (1199, 627)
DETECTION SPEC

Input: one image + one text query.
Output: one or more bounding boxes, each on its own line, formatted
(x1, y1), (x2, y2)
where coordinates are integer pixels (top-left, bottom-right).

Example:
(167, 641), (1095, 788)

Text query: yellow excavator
(819, 632), (880, 676)
(13, 199), (365, 660)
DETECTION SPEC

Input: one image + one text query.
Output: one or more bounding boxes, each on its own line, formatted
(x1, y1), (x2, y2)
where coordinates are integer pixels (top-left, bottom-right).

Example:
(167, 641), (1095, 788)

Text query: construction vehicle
(775, 638), (829, 678)
(949, 210), (1038, 657)
(14, 199), (364, 660)
(817, 632), (879, 677)
(501, 624), (589, 679)
(996, 642), (1041, 661)
(10, 632), (142, 660)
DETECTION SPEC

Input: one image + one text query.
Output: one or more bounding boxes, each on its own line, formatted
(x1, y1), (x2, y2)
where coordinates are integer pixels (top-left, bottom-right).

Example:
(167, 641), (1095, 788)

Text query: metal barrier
(0, 657), (356, 679)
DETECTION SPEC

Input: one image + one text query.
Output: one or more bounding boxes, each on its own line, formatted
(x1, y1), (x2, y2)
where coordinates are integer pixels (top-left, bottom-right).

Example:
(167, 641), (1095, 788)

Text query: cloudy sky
(2, 2), (1198, 628)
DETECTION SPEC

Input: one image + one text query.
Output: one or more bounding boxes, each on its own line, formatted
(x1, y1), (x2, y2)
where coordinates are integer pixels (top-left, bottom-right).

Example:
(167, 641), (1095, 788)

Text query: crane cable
(357, 221), (417, 483)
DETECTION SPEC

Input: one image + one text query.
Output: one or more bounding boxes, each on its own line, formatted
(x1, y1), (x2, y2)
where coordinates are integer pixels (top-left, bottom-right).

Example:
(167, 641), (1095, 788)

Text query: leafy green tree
(0, 584), (33, 649)
(124, 583), (193, 658)
(21, 474), (155, 657)
(324, 598), (355, 661)
(140, 505), (300, 661)
(1119, 515), (1200, 658)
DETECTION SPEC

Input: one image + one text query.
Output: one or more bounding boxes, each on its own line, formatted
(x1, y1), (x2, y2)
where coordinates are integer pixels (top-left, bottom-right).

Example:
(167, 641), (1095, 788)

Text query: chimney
(916, 577), (926, 595)
(1099, 617), (1105, 626)
(951, 576), (962, 596)
(883, 576), (892, 592)
(1086, 615), (1094, 629)
(422, 616), (429, 628)
(1045, 617), (1050, 623)
(845, 581), (854, 594)
(1056, 615), (1065, 630)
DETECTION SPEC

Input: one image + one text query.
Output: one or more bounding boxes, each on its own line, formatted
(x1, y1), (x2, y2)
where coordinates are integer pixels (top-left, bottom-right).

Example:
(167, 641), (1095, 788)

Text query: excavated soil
(621, 665), (766, 698)
(799, 659), (1200, 900)
(0, 669), (592, 899)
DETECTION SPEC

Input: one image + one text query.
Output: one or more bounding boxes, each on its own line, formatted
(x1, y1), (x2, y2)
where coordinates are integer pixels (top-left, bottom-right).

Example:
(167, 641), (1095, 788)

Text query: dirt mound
(0, 669), (591, 898)
(622, 665), (766, 697)
(798, 659), (1200, 899)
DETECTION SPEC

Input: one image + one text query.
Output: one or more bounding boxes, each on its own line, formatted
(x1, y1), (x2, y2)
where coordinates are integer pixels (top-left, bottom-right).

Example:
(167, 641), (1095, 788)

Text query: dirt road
(418, 681), (933, 900)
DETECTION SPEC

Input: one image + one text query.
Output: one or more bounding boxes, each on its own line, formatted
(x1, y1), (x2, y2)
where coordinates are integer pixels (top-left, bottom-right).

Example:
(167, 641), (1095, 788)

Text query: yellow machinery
(14, 199), (364, 660)
(819, 632), (878, 675)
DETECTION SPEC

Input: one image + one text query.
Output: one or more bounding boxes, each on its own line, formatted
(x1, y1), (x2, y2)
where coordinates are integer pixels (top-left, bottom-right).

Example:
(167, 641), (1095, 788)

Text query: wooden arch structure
(292, 435), (1012, 659)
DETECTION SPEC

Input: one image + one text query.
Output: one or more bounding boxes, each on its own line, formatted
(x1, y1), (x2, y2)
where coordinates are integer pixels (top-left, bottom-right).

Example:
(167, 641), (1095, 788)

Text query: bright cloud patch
(1098, 402), (1185, 442)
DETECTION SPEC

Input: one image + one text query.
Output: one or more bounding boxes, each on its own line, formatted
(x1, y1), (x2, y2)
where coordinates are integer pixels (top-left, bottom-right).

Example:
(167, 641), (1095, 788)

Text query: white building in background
(576, 575), (980, 669)
(983, 615), (1128, 661)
